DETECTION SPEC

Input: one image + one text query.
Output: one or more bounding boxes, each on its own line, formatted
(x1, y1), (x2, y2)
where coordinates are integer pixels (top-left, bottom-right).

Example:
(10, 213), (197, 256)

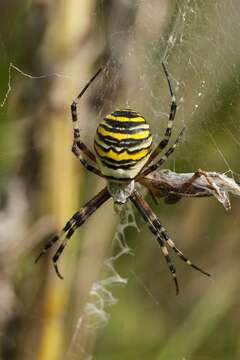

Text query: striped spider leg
(130, 190), (210, 294)
(140, 126), (186, 178)
(71, 67), (103, 176)
(35, 187), (111, 279)
(143, 63), (177, 169)
(140, 63), (186, 178)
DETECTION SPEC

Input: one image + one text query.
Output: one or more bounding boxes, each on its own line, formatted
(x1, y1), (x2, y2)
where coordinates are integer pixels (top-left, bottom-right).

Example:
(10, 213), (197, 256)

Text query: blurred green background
(0, 0), (240, 359)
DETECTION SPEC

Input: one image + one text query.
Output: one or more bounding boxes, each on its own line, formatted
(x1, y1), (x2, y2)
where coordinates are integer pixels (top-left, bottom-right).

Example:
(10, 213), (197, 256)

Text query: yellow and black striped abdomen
(94, 110), (152, 179)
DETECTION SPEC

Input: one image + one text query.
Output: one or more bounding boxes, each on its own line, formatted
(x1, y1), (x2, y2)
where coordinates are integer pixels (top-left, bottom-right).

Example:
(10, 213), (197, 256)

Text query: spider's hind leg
(153, 218), (211, 277)
(130, 189), (210, 293)
(130, 190), (179, 294)
(34, 215), (77, 264)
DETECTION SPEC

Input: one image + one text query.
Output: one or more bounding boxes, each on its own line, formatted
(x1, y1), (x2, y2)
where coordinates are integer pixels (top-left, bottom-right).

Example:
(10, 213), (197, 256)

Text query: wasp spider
(35, 64), (210, 293)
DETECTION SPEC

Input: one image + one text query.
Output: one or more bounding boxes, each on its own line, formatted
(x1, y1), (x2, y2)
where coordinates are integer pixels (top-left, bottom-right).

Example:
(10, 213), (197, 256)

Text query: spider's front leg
(71, 68), (103, 164)
(35, 187), (111, 279)
(142, 63), (177, 170)
(130, 189), (210, 293)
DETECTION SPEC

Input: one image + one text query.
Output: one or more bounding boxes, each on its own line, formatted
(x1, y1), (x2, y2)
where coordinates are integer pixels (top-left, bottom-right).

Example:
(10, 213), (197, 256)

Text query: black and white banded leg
(130, 190), (179, 293)
(130, 190), (210, 293)
(35, 187), (111, 279)
(71, 68), (103, 164)
(144, 205), (210, 277)
(140, 127), (186, 177)
(72, 141), (103, 177)
(143, 63), (177, 169)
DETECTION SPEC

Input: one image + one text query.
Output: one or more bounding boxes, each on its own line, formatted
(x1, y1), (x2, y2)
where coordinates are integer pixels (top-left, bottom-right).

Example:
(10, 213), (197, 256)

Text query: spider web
(66, 2), (240, 358)
(66, 203), (138, 359)
(1, 0), (240, 359)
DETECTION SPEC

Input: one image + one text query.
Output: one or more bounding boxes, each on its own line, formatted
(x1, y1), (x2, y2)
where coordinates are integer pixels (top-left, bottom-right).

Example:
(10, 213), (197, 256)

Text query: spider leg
(71, 68), (103, 164)
(142, 63), (177, 170)
(35, 187), (111, 279)
(72, 141), (103, 177)
(130, 190), (210, 293)
(130, 190), (179, 294)
(150, 217), (210, 277)
(34, 209), (82, 264)
(140, 127), (186, 177)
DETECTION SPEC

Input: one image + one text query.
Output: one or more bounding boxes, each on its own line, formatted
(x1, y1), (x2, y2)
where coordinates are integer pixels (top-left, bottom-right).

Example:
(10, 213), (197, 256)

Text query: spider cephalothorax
(35, 64), (210, 293)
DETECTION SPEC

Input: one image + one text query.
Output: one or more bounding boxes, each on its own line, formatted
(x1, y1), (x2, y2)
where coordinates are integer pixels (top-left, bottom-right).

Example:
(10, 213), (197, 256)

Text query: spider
(35, 63), (210, 294)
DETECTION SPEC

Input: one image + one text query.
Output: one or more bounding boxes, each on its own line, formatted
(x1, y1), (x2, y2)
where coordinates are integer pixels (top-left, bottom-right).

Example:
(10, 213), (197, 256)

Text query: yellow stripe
(95, 144), (149, 161)
(97, 126), (150, 141)
(106, 115), (145, 122)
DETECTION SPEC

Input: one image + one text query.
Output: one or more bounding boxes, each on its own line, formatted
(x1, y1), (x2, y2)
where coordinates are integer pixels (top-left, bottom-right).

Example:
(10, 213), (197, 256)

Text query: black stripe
(166, 129), (171, 137)
(111, 110), (141, 118)
(96, 133), (151, 147)
(94, 140), (151, 155)
(98, 123), (149, 135)
(104, 118), (145, 128)
(152, 218), (160, 230)
(101, 160), (135, 170)
(105, 175), (133, 181)
(97, 155), (137, 166)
